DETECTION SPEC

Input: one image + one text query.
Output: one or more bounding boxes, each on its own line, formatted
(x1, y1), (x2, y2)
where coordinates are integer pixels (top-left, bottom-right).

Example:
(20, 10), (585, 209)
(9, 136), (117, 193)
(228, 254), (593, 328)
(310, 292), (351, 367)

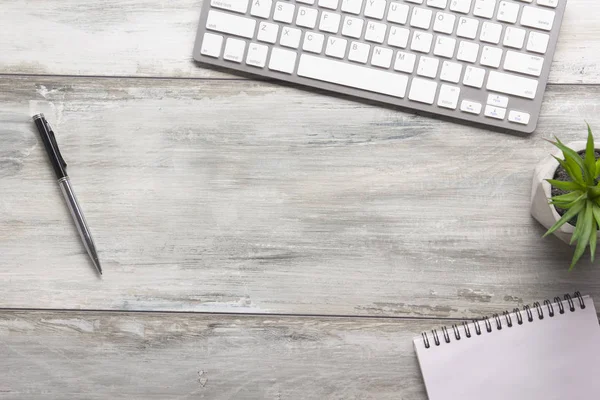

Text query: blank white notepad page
(414, 296), (600, 400)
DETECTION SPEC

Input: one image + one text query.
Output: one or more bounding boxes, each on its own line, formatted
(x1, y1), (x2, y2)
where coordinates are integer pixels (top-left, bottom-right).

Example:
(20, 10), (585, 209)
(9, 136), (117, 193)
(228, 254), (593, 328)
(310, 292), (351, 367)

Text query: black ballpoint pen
(32, 114), (103, 275)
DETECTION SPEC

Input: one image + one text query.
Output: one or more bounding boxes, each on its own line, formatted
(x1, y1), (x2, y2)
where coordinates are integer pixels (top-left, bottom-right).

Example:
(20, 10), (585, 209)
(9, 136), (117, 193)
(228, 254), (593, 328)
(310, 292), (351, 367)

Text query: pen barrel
(33, 115), (67, 179)
(58, 177), (99, 265)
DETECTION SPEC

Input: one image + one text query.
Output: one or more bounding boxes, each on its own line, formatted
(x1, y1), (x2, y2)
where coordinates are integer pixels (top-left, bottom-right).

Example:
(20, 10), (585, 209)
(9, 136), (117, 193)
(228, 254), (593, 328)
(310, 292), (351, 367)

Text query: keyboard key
(410, 7), (433, 30)
(348, 41), (371, 63)
(508, 110), (531, 124)
(394, 51), (417, 73)
(325, 37), (348, 58)
(480, 46), (502, 68)
(342, 16), (365, 38)
(320, 11), (342, 33)
(463, 65), (486, 88)
(257, 21), (279, 43)
(211, 0), (249, 14)
(440, 61), (462, 83)
(457, 41), (479, 62)
(319, 0), (340, 9)
(250, 0), (273, 18)
(457, 17), (479, 39)
(480, 22), (502, 44)
(246, 43), (269, 67)
(405, 0), (424, 3)
(409, 78), (438, 104)
(537, 0), (558, 8)
(417, 56), (440, 78)
(411, 32), (433, 53)
(364, 0), (387, 19)
(437, 84), (460, 109)
(497, 1), (519, 23)
(388, 27), (410, 48)
(527, 31), (550, 54)
(460, 100), (482, 114)
(303, 32), (325, 53)
(433, 13), (456, 34)
(269, 47), (297, 73)
(388, 2), (410, 24)
(520, 6), (554, 31)
(341, 0), (364, 14)
(503, 26), (526, 49)
(273, 2), (295, 23)
(427, 0), (448, 8)
(280, 27), (302, 48)
(487, 94), (508, 107)
(371, 46), (394, 68)
(473, 0), (496, 18)
(486, 71), (538, 99)
(433, 36), (456, 58)
(296, 7), (319, 28)
(224, 38), (246, 62)
(297, 0), (315, 3)
(450, 0), (472, 13)
(298, 54), (409, 97)
(365, 21), (387, 43)
(485, 105), (506, 119)
(206, 10), (257, 39)
(503, 51), (544, 76)
(200, 33), (223, 58)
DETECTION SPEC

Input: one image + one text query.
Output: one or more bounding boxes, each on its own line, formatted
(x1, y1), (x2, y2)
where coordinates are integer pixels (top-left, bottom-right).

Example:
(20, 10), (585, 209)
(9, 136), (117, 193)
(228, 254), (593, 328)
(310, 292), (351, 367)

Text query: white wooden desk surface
(1, 1), (600, 398)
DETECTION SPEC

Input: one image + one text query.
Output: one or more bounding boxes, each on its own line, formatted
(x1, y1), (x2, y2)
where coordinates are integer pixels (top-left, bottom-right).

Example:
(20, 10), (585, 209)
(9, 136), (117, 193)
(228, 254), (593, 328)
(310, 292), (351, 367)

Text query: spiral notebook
(414, 293), (600, 399)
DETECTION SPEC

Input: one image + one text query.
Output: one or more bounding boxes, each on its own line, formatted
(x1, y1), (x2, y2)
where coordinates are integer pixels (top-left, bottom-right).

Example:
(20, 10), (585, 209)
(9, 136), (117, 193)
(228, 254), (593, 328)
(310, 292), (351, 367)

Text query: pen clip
(44, 119), (67, 170)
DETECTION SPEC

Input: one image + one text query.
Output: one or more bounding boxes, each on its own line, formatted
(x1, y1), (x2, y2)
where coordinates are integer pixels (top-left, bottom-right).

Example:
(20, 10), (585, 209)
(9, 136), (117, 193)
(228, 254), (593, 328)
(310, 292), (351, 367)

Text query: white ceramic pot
(530, 141), (587, 245)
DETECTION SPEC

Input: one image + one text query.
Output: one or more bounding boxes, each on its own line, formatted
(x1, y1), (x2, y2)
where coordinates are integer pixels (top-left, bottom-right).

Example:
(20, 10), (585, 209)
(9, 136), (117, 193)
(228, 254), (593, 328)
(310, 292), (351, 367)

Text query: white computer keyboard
(193, 0), (566, 134)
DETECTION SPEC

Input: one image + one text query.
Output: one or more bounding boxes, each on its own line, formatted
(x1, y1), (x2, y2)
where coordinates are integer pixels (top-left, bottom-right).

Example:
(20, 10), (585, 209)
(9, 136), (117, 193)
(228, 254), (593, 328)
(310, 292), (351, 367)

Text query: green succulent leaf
(595, 159), (600, 179)
(570, 201), (594, 270)
(546, 179), (584, 192)
(593, 204), (600, 228)
(585, 123), (596, 179)
(589, 185), (600, 199)
(564, 154), (585, 184)
(554, 137), (585, 169)
(544, 200), (585, 238)
(590, 226), (597, 263)
(553, 137), (590, 184)
(552, 155), (584, 185)
(551, 193), (586, 210)
(549, 191), (584, 203)
(570, 201), (587, 244)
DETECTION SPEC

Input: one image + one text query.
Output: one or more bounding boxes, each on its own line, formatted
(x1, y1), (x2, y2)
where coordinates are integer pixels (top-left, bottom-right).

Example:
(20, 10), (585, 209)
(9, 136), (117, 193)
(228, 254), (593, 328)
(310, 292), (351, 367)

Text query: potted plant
(531, 124), (600, 269)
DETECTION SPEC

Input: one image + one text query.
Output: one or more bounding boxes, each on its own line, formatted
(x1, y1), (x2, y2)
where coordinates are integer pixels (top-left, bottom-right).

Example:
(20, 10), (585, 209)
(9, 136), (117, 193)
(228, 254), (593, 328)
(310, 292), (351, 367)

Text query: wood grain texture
(0, 0), (598, 83)
(2, 75), (600, 316)
(0, 310), (432, 399)
(3, 2), (600, 396)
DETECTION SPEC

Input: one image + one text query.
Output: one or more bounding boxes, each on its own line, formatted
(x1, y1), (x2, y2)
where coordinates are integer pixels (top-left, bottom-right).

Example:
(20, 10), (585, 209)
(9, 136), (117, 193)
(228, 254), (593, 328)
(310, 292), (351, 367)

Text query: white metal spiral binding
(421, 292), (586, 349)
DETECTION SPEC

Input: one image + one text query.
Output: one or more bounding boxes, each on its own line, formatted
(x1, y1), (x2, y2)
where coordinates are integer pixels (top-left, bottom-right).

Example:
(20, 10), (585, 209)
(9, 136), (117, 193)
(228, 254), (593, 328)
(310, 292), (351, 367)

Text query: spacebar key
(297, 55), (408, 98)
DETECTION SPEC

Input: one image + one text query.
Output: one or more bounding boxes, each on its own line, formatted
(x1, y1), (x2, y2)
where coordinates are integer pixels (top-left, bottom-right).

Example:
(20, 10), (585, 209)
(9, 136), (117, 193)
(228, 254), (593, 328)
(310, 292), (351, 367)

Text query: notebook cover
(414, 295), (600, 399)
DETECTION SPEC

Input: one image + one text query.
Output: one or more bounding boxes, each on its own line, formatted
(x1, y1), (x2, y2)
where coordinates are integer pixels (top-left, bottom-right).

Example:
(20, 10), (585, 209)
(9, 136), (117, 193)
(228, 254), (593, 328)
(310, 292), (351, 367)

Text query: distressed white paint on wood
(2, 76), (600, 316)
(0, 0), (598, 84)
(0, 310), (432, 399)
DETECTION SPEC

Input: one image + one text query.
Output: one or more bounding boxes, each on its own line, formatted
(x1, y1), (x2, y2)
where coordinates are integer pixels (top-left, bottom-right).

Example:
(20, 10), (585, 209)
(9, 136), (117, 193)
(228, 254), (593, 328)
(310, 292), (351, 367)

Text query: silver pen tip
(92, 257), (103, 276)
